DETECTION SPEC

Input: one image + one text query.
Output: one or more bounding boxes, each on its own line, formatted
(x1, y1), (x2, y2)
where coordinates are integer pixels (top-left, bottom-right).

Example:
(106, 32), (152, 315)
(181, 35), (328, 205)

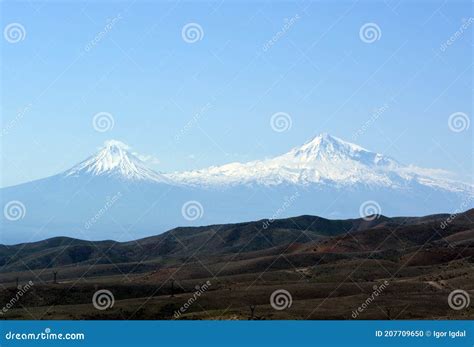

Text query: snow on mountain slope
(166, 133), (470, 192)
(63, 140), (171, 184)
(1, 135), (471, 244)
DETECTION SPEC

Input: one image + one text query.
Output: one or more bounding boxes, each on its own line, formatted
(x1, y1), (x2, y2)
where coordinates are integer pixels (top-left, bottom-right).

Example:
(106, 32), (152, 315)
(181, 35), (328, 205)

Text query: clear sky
(1, 0), (472, 187)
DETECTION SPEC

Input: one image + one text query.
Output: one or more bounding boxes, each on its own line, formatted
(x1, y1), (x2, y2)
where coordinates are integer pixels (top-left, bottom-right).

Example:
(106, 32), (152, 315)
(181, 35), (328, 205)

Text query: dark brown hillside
(1, 209), (472, 320)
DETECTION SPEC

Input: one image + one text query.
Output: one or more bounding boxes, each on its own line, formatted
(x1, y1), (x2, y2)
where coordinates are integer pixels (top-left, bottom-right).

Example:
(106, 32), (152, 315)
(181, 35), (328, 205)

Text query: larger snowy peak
(280, 133), (398, 166)
(166, 133), (469, 192)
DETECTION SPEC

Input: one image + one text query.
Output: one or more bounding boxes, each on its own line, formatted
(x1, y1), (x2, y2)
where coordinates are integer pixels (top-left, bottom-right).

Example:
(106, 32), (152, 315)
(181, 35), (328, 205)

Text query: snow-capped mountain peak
(2, 134), (471, 244)
(166, 133), (468, 192)
(57, 134), (470, 193)
(283, 133), (398, 168)
(288, 133), (370, 160)
(63, 140), (169, 183)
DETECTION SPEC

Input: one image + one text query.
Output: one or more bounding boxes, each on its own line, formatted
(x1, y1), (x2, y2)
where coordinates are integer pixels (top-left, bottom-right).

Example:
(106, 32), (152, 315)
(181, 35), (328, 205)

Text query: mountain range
(2, 209), (472, 275)
(1, 134), (472, 244)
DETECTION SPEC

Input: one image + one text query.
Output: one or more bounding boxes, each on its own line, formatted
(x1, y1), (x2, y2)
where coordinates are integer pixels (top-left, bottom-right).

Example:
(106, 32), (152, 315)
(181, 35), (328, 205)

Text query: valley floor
(1, 209), (473, 320)
(1, 258), (473, 320)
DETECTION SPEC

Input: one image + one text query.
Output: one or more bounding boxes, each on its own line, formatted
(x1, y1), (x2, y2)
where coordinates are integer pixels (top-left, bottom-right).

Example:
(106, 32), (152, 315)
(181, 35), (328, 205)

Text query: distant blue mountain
(1, 135), (472, 244)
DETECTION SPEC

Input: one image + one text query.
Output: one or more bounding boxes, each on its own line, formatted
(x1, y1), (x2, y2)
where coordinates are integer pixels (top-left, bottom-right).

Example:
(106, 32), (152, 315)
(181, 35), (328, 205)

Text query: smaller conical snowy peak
(63, 140), (170, 183)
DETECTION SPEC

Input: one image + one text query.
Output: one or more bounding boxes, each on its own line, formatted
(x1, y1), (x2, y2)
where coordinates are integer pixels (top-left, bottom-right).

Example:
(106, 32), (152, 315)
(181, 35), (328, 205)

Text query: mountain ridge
(2, 134), (471, 191)
(2, 209), (471, 273)
(166, 133), (470, 191)
(1, 134), (472, 244)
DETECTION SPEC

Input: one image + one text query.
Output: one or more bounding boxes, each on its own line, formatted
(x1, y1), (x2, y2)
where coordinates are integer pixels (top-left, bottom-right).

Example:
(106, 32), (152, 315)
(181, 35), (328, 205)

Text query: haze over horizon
(2, 132), (472, 189)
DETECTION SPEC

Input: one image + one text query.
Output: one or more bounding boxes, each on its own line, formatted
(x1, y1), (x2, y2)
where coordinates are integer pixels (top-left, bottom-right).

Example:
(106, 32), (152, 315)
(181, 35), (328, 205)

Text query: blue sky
(1, 0), (472, 187)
